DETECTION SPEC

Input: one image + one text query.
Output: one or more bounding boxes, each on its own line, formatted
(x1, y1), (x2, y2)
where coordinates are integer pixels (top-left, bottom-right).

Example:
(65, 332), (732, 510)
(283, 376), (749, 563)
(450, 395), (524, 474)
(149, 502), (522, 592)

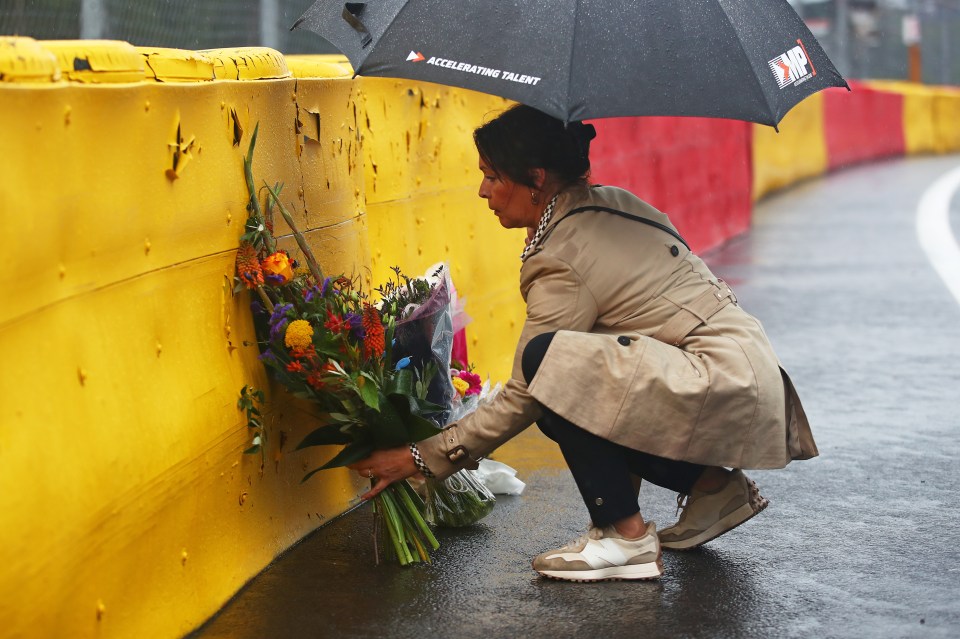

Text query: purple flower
(320, 277), (332, 297)
(270, 318), (289, 341)
(345, 312), (365, 340)
(270, 303), (294, 324)
(268, 303), (294, 341)
(258, 350), (278, 365)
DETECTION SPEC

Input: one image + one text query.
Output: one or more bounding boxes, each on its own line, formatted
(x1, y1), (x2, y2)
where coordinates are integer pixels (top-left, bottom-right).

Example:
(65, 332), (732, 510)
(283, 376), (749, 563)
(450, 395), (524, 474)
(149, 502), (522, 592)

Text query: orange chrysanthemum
(361, 303), (385, 359)
(235, 242), (263, 289)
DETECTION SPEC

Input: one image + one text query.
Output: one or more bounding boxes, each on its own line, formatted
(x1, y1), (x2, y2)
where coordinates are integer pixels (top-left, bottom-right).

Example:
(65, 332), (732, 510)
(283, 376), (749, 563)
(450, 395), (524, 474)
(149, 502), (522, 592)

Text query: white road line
(917, 164), (960, 307)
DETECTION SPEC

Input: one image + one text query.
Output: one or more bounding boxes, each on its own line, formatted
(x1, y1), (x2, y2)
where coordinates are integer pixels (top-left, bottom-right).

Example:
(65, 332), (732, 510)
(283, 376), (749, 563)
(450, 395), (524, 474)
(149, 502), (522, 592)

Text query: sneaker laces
(675, 493), (690, 517)
(559, 526), (604, 552)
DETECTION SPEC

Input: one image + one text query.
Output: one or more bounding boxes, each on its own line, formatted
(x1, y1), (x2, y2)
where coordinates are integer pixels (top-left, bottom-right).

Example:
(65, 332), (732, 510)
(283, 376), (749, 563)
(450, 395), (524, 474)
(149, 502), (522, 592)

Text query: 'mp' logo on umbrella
(768, 40), (816, 89)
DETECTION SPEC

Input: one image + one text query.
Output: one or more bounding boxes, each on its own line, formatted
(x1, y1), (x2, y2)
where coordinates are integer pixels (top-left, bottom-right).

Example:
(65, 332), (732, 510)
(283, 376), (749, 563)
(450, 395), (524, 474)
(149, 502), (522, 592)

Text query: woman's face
(478, 157), (539, 230)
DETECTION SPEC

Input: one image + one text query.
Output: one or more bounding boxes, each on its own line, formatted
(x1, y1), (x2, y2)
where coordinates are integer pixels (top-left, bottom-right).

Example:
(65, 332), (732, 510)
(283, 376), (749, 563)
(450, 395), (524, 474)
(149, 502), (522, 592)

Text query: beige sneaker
(658, 469), (769, 550)
(532, 522), (663, 582)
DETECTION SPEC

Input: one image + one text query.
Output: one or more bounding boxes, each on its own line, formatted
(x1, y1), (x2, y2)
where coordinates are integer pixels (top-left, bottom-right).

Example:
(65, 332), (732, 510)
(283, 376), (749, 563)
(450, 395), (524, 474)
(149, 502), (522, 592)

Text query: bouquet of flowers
(235, 125), (444, 565)
(387, 265), (497, 528)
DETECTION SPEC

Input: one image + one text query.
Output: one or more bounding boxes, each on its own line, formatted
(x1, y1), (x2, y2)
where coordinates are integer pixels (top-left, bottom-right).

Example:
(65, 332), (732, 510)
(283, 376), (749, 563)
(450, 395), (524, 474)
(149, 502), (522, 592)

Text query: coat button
(670, 245), (680, 257)
(617, 336), (630, 346)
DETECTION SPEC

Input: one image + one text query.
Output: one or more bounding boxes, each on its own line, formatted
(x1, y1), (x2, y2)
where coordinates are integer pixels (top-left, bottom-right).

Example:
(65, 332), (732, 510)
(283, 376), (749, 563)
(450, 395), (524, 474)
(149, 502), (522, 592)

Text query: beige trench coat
(419, 184), (818, 479)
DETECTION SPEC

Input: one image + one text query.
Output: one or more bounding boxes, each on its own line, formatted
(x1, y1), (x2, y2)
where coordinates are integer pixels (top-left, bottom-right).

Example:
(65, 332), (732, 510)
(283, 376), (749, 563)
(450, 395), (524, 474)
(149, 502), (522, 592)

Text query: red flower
(306, 371), (326, 390)
(286, 361), (305, 373)
(325, 311), (346, 334)
(361, 303), (385, 359)
(291, 344), (317, 361)
(457, 370), (483, 396)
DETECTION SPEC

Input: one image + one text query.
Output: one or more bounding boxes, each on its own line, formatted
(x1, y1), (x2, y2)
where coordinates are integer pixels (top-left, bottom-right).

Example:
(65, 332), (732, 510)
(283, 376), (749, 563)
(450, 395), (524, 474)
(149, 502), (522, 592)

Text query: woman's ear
(529, 168), (547, 190)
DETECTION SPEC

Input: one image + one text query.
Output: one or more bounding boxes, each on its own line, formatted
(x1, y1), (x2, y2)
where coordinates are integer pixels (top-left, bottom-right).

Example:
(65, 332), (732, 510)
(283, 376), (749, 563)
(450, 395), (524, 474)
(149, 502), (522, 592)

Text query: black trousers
(522, 332), (706, 527)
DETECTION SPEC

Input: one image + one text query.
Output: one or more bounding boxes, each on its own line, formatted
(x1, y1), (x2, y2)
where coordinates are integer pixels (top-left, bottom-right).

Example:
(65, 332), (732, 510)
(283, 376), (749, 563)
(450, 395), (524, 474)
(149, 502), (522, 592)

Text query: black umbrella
(292, 0), (848, 128)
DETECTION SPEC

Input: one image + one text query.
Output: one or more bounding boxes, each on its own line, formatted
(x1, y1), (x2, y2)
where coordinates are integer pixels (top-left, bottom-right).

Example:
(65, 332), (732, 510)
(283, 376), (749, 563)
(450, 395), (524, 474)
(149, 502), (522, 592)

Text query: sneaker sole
(660, 488), (769, 551)
(535, 558), (664, 582)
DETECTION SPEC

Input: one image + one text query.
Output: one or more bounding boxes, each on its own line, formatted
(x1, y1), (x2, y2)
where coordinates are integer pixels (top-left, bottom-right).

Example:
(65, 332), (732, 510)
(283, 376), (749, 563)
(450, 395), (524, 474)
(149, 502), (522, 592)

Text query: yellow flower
(284, 319), (314, 350)
(451, 376), (469, 397)
(261, 252), (294, 285)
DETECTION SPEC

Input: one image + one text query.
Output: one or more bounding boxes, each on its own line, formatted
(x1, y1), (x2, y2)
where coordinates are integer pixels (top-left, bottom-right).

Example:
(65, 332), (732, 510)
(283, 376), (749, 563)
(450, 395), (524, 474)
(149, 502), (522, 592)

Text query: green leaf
(385, 369), (414, 397)
(406, 395), (446, 416)
(368, 394), (408, 449)
(301, 442), (375, 479)
(296, 423), (353, 449)
(358, 378), (380, 410)
(243, 444), (261, 455)
(328, 412), (356, 423)
(403, 410), (445, 443)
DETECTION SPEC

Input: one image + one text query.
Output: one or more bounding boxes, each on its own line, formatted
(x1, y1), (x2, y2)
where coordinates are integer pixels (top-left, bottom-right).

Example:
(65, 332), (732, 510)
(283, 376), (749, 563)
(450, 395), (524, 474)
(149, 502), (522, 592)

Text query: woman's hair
(473, 105), (597, 189)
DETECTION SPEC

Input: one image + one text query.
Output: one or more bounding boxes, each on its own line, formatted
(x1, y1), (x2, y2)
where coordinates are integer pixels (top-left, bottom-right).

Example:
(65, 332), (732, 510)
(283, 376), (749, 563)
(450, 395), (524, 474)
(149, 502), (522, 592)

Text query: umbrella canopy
(292, 0), (848, 127)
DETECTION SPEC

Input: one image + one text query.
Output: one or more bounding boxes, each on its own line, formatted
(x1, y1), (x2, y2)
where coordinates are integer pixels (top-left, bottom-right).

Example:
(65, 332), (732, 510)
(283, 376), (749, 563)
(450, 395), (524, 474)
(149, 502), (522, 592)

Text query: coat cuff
(417, 424), (480, 481)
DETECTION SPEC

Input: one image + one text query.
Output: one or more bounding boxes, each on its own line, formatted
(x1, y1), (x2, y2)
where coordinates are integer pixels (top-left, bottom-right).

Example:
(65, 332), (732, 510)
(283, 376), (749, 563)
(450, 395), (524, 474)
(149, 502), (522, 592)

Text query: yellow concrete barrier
(932, 86), (960, 154)
(0, 34), (524, 638)
(752, 93), (829, 201)
(0, 40), (343, 639)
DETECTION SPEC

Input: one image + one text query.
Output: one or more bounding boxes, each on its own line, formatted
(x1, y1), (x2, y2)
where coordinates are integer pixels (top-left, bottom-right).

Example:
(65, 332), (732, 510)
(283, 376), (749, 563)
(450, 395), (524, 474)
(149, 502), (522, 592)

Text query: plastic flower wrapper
(422, 378), (503, 528)
(423, 464), (495, 527)
(383, 263), (458, 426)
(235, 125), (442, 566)
(380, 264), (499, 528)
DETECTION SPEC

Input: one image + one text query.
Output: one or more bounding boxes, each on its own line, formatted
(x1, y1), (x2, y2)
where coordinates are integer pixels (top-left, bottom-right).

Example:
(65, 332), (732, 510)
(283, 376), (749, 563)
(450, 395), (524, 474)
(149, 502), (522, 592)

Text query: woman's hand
(347, 446), (420, 500)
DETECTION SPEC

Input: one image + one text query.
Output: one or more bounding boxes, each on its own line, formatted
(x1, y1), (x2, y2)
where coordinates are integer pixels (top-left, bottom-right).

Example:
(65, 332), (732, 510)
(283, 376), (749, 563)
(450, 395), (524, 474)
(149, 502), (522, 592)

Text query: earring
(530, 190), (540, 205)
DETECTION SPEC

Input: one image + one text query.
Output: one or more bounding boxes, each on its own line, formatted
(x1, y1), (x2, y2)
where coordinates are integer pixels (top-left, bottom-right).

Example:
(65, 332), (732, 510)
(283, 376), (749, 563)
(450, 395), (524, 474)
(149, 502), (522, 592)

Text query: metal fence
(1, 0), (957, 84)
(795, 0), (960, 85)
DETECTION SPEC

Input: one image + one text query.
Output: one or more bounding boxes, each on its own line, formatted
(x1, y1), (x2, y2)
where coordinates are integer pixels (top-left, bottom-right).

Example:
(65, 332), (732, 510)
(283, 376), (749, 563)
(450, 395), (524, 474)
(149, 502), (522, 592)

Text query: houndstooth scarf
(520, 194), (560, 262)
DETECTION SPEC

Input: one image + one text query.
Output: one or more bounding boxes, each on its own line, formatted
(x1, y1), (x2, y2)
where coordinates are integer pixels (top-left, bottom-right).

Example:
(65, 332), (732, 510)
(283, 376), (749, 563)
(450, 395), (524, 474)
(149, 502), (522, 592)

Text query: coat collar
(525, 183), (592, 259)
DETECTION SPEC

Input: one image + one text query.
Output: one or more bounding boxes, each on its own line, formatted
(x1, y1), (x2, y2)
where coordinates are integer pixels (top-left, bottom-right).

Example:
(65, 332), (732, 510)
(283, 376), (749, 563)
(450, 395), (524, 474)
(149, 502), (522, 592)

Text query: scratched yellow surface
(0, 39), (375, 639)
(0, 37), (530, 639)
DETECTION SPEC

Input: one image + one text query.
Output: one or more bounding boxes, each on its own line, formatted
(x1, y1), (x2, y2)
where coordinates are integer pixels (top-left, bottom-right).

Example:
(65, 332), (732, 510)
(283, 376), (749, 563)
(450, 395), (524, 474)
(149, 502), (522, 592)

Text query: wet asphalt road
(190, 155), (960, 639)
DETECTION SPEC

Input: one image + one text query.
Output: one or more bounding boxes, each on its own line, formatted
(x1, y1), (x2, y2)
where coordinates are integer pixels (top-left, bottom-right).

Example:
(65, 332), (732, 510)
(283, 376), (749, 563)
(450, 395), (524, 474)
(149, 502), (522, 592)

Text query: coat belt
(652, 280), (737, 347)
